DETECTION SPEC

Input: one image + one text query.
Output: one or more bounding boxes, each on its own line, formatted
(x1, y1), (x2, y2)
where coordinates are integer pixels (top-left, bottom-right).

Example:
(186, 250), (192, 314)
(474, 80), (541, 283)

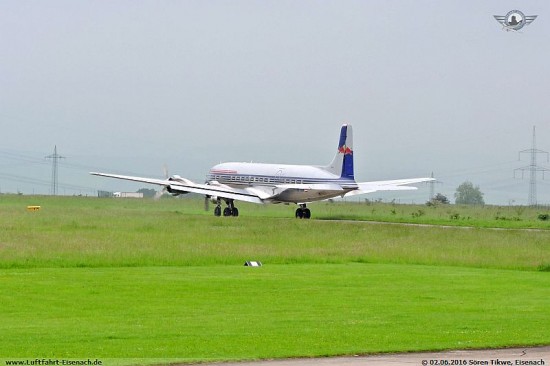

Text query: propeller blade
(154, 164), (170, 201)
(154, 188), (167, 201)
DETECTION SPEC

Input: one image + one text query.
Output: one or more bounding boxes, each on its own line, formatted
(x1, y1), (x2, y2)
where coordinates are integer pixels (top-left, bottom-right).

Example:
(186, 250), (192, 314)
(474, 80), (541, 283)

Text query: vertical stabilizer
(323, 124), (354, 179)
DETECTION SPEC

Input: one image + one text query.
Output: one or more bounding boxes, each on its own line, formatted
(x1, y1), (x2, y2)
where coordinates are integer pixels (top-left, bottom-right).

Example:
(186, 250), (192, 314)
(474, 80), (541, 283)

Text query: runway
(206, 346), (549, 366)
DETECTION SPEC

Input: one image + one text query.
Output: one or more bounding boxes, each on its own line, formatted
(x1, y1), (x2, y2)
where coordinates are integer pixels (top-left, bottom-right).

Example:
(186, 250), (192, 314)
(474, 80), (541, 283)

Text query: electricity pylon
(514, 126), (549, 206)
(45, 145), (65, 195)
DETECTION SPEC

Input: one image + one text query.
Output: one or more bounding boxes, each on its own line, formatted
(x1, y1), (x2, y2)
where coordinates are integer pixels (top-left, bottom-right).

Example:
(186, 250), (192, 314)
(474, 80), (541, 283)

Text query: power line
(0, 172), (98, 193)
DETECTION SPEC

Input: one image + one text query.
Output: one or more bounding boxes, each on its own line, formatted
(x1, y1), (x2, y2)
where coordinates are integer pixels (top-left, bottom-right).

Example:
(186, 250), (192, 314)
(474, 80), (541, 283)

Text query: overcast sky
(1, 1), (549, 205)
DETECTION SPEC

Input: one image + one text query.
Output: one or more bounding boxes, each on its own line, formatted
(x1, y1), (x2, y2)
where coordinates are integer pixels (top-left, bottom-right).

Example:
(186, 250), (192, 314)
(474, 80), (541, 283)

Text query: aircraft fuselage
(207, 162), (358, 203)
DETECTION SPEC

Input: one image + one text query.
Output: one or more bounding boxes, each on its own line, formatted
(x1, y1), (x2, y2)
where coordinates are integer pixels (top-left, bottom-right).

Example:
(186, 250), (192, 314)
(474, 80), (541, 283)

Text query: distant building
(113, 192), (144, 198)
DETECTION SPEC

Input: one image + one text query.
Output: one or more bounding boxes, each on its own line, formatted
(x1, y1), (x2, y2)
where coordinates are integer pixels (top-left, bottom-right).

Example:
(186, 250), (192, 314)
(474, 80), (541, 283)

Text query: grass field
(0, 195), (549, 364)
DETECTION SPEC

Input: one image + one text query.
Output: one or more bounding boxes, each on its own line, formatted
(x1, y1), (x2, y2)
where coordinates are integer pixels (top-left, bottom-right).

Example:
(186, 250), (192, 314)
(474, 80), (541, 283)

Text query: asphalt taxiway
(206, 346), (550, 366)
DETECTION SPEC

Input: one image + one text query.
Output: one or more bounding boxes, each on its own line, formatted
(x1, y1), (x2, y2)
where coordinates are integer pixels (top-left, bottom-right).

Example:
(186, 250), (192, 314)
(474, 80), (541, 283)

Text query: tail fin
(323, 124), (354, 179)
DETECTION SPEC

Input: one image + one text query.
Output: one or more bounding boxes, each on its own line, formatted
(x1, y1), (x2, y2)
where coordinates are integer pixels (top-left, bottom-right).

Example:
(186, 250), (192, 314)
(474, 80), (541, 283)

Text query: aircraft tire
(295, 208), (304, 219)
(214, 206), (221, 217)
(303, 208), (311, 219)
(232, 207), (239, 217)
(223, 207), (232, 216)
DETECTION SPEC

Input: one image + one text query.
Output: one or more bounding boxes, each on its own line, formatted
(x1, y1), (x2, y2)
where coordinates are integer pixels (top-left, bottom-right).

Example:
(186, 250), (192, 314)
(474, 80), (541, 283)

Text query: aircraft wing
(90, 172), (264, 204)
(91, 172), (169, 186)
(345, 177), (435, 196)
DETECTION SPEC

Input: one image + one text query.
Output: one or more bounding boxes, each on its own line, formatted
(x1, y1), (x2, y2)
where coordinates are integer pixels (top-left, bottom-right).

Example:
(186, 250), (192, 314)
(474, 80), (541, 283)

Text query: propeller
(204, 179), (211, 211)
(204, 195), (210, 211)
(154, 164), (170, 201)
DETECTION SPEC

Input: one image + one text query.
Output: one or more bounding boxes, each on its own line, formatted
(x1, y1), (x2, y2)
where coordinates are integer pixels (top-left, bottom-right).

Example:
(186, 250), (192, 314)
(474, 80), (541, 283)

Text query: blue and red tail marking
(338, 125), (354, 179)
(323, 124), (355, 180)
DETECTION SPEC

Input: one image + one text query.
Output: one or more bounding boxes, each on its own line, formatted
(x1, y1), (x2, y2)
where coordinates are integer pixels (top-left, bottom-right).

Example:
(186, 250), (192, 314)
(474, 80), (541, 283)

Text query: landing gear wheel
(215, 199), (239, 217)
(295, 204), (311, 219)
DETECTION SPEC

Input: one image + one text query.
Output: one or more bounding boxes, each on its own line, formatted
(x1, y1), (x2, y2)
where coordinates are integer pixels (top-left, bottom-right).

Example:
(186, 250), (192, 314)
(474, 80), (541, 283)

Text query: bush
(426, 193), (450, 206)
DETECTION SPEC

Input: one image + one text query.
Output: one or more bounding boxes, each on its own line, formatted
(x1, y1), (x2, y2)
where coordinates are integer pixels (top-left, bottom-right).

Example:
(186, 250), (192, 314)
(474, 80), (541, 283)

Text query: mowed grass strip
(0, 264), (549, 360)
(0, 196), (549, 270)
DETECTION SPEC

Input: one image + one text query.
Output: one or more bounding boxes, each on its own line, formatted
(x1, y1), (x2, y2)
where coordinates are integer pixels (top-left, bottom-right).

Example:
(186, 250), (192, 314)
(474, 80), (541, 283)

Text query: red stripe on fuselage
(210, 169), (238, 174)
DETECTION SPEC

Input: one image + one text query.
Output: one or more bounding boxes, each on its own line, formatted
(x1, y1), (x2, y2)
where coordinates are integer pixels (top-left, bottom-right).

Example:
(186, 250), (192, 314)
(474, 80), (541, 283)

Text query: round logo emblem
(504, 10), (526, 30)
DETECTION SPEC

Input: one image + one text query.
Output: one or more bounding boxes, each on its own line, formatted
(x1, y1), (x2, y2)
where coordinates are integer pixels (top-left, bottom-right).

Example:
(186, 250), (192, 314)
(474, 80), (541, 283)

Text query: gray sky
(1, 1), (549, 205)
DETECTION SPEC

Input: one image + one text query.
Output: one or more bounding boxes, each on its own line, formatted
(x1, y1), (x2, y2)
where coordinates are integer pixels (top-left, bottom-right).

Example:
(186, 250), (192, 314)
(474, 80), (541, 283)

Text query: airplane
(91, 124), (434, 219)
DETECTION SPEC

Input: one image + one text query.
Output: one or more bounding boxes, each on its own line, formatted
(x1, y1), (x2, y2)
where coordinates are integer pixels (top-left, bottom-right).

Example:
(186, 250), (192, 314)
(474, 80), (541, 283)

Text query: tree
(454, 181), (484, 205)
(137, 188), (156, 198)
(427, 193), (450, 206)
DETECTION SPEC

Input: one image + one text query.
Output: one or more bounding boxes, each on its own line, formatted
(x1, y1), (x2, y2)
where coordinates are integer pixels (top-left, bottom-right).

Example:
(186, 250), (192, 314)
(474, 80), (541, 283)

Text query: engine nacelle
(166, 186), (188, 196)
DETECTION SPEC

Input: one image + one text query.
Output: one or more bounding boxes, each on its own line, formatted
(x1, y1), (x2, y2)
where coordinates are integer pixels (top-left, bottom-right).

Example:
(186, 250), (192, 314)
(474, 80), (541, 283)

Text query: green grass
(1, 265), (548, 362)
(3, 194), (550, 225)
(0, 195), (549, 363)
(0, 195), (548, 270)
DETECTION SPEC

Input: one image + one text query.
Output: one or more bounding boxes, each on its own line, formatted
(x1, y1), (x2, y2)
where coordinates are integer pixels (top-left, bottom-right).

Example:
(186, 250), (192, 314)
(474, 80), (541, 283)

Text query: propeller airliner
(91, 124), (434, 218)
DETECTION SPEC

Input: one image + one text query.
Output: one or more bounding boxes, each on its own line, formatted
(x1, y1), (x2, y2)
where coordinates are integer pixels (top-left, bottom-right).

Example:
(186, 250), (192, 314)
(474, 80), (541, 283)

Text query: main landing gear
(213, 198), (239, 217)
(211, 198), (310, 219)
(295, 204), (311, 219)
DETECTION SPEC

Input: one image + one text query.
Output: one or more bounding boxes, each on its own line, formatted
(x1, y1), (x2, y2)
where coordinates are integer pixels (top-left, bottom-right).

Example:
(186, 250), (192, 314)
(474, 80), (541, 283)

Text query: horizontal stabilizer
(345, 177), (435, 197)
(276, 183), (344, 191)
